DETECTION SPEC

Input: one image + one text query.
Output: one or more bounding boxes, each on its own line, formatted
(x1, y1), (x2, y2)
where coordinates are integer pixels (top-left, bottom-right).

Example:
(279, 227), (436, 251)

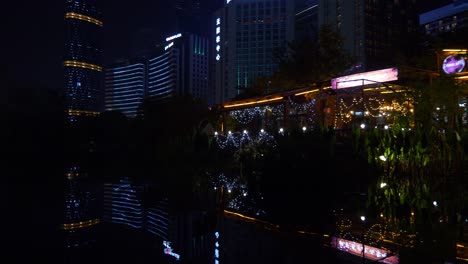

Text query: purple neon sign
(442, 54), (466, 74)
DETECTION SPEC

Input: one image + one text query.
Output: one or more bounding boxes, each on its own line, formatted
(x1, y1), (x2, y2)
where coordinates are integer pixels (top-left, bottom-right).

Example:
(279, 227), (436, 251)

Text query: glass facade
(105, 62), (145, 117)
(147, 50), (180, 101)
(64, 0), (103, 119)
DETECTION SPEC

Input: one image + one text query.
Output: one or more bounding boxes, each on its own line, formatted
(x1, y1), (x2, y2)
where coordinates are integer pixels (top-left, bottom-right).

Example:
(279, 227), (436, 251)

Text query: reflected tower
(64, 0), (103, 122)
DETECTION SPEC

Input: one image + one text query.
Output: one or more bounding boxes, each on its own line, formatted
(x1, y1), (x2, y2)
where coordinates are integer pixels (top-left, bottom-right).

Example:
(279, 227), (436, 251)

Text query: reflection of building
(64, 0), (103, 122)
(104, 59), (146, 117)
(213, 0), (296, 104)
(103, 177), (145, 229)
(63, 166), (100, 248)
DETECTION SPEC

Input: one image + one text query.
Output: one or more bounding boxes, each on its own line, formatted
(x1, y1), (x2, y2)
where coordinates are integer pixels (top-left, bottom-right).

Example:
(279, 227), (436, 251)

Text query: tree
(269, 24), (355, 93)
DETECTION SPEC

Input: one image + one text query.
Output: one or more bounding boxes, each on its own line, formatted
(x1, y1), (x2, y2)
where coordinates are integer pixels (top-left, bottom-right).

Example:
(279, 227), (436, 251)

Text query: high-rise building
(148, 33), (210, 104)
(213, 0), (296, 104)
(64, 0), (103, 122)
(419, 0), (468, 37)
(318, 0), (419, 71)
(104, 59), (146, 117)
(295, 0), (319, 42)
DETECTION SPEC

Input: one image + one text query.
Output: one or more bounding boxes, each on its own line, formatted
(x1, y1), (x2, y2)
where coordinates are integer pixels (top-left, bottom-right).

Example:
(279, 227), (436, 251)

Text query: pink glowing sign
(442, 55), (466, 74)
(331, 68), (399, 89)
(331, 237), (399, 264)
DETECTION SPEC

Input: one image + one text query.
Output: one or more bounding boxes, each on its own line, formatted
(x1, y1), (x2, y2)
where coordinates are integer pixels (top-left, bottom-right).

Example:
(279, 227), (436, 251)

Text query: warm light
(65, 12), (103, 27)
(64, 60), (102, 72)
(380, 182), (387, 188)
(223, 96), (284, 108)
(302, 126), (307, 132)
(294, 89), (319, 96)
(379, 155), (387, 161)
(380, 213), (384, 218)
(443, 49), (467, 53)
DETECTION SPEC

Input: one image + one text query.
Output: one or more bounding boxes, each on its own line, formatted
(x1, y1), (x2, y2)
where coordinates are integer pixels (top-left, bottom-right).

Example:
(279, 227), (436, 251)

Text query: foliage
(269, 24), (355, 93)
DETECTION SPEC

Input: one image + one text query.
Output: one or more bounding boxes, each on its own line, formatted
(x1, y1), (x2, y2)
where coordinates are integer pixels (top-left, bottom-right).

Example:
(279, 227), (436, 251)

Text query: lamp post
(360, 215), (366, 264)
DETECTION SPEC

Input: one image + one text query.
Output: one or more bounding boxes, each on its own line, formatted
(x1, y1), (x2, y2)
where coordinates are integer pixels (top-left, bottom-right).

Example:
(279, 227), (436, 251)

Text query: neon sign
(214, 231), (220, 264)
(166, 33), (182, 42)
(331, 68), (398, 89)
(215, 18), (221, 61)
(442, 54), (466, 74)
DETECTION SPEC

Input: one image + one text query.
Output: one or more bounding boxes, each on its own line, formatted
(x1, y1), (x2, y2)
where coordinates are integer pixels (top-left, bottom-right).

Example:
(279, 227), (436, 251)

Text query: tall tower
(64, 0), (103, 122)
(318, 0), (419, 71)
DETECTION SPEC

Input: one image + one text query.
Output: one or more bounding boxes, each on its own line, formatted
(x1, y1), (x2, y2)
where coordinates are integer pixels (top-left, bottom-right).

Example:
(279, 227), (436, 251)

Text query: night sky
(5, 0), (183, 92)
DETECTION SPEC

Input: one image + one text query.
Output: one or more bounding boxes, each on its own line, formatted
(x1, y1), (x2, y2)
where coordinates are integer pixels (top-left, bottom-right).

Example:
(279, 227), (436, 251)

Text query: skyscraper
(318, 0), (419, 71)
(147, 33), (210, 104)
(105, 59), (146, 118)
(64, 0), (103, 121)
(213, 0), (296, 104)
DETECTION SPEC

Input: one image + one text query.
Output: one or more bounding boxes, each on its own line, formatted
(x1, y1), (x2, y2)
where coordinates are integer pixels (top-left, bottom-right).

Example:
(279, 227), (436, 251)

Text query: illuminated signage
(214, 231), (220, 264)
(165, 42), (174, 50)
(332, 237), (399, 264)
(331, 68), (398, 89)
(215, 18), (221, 61)
(166, 33), (182, 42)
(442, 54), (466, 74)
(163, 241), (180, 261)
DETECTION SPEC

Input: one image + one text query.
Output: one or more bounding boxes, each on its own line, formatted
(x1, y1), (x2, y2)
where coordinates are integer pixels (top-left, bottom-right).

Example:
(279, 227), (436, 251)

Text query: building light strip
(456, 75), (468, 79)
(65, 12), (103, 27)
(443, 49), (467, 53)
(61, 218), (100, 230)
(223, 96), (284, 108)
(64, 60), (103, 72)
(295, 89), (319, 96)
(67, 109), (100, 116)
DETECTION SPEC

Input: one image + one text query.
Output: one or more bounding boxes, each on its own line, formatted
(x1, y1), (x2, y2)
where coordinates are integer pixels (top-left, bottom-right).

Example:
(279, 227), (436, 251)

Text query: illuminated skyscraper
(105, 59), (146, 117)
(64, 0), (103, 121)
(213, 0), (296, 104)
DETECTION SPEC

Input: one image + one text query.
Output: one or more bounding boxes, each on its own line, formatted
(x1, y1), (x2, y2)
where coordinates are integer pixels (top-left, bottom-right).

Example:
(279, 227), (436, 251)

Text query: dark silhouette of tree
(269, 24), (355, 93)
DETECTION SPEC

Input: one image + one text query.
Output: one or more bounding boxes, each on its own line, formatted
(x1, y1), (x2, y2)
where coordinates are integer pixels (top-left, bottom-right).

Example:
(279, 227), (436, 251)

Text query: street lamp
(360, 215), (366, 264)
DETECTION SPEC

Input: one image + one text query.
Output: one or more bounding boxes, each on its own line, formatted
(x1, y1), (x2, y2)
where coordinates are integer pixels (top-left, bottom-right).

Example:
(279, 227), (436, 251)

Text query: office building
(318, 0), (419, 71)
(419, 0), (468, 37)
(295, 0), (319, 42)
(64, 0), (103, 122)
(213, 0), (296, 104)
(105, 59), (146, 117)
(148, 33), (210, 104)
